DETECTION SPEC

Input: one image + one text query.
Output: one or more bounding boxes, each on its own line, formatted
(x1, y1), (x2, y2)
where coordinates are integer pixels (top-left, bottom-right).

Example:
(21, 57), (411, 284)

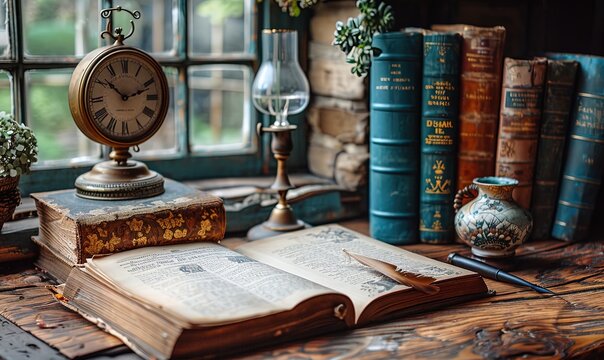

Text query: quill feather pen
(343, 249), (440, 295)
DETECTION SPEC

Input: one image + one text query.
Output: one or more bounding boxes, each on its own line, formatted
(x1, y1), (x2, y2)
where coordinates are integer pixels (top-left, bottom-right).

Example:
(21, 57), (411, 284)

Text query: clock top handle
(100, 6), (141, 44)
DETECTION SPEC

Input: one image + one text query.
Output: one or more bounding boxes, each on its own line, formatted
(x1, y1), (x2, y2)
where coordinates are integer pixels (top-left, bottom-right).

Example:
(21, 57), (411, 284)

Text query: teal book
(548, 54), (604, 241)
(530, 60), (578, 239)
(419, 32), (461, 244)
(370, 31), (422, 244)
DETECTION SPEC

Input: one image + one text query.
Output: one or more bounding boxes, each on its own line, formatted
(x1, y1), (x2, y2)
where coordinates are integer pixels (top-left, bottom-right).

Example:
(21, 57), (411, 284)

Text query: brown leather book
(31, 179), (226, 264)
(432, 25), (506, 190)
(53, 225), (488, 359)
(495, 58), (547, 209)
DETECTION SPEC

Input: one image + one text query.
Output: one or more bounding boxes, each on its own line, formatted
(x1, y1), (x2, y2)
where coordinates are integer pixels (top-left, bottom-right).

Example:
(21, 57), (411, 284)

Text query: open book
(55, 225), (488, 359)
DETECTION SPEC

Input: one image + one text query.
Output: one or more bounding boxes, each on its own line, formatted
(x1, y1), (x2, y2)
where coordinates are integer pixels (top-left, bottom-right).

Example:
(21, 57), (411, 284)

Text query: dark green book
(369, 31), (422, 244)
(531, 60), (577, 239)
(548, 54), (604, 241)
(419, 31), (461, 244)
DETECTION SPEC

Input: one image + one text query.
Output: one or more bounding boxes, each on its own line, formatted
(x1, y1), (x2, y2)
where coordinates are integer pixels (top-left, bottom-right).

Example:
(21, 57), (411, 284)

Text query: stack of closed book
(32, 179), (226, 282)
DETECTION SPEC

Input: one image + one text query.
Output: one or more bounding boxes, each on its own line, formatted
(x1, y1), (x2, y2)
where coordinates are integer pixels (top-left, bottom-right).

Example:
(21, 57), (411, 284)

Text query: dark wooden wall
(386, 0), (604, 59)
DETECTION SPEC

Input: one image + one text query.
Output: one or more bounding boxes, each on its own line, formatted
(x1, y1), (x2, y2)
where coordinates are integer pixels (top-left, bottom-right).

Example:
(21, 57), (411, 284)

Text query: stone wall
(307, 2), (369, 191)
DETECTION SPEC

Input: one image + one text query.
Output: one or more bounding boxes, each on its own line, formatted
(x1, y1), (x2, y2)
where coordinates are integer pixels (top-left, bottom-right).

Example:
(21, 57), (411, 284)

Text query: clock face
(85, 50), (167, 144)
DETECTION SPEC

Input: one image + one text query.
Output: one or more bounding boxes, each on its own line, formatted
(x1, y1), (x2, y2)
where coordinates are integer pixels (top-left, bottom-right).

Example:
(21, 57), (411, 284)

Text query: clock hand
(104, 80), (129, 100)
(128, 87), (150, 98)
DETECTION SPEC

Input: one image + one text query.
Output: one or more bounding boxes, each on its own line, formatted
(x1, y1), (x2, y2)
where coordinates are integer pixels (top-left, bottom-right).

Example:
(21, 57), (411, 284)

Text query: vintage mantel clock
(68, 6), (169, 200)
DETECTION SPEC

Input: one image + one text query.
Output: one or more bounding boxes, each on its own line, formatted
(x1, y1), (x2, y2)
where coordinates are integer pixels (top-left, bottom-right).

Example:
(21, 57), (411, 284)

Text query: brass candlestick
(247, 123), (307, 240)
(248, 29), (310, 240)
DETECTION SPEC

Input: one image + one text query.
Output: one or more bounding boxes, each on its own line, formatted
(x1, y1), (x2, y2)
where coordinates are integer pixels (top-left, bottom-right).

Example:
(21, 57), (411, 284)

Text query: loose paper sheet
(237, 225), (469, 320)
(88, 242), (335, 325)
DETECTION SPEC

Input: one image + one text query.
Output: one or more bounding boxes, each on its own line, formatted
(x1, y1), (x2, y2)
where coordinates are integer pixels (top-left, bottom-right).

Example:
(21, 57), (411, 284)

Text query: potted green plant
(0, 111), (37, 230)
(333, 0), (395, 77)
(263, 0), (319, 17)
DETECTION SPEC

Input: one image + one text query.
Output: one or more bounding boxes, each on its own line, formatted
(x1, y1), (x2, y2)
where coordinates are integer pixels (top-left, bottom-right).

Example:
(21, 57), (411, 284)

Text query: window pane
(0, 1), (11, 58)
(25, 69), (99, 164)
(189, 0), (252, 56)
(136, 67), (181, 157)
(0, 71), (11, 113)
(113, 0), (177, 56)
(22, 0), (100, 57)
(189, 65), (253, 151)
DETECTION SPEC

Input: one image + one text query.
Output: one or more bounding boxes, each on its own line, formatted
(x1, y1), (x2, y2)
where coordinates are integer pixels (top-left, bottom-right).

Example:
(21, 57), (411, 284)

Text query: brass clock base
(75, 160), (164, 200)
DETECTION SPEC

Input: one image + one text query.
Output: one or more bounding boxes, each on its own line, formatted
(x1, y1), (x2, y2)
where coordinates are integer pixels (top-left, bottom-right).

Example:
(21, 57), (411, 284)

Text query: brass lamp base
(247, 201), (309, 240)
(246, 123), (310, 241)
(75, 160), (164, 200)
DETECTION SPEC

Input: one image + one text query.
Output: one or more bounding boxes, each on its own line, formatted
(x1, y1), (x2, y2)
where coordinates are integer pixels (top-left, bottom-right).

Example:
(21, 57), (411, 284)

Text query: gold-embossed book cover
(32, 179), (225, 264)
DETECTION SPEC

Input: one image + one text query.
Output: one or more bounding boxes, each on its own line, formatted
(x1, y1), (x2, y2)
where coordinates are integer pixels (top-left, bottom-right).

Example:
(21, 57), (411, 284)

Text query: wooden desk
(1, 220), (604, 359)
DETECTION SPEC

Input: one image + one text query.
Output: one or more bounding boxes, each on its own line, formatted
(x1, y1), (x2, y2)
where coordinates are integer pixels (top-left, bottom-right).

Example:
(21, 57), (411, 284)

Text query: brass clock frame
(67, 6), (169, 200)
(68, 46), (169, 149)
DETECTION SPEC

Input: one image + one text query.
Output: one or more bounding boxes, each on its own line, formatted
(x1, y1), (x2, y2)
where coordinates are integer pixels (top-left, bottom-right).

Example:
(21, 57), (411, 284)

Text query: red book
(432, 24), (506, 190)
(495, 57), (547, 209)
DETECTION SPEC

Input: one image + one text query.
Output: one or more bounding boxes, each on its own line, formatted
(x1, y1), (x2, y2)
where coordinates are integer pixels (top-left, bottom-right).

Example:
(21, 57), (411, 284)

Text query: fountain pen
(447, 252), (555, 295)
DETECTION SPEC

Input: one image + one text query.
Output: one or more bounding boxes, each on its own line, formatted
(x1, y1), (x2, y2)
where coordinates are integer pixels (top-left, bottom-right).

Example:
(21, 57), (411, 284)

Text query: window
(0, 0), (260, 194)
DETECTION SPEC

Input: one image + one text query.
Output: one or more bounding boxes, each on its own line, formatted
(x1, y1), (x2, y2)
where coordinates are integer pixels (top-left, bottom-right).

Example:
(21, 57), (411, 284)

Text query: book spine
(370, 31), (422, 244)
(550, 54), (604, 241)
(457, 26), (506, 190)
(419, 32), (461, 244)
(495, 57), (547, 209)
(76, 201), (226, 262)
(530, 60), (578, 239)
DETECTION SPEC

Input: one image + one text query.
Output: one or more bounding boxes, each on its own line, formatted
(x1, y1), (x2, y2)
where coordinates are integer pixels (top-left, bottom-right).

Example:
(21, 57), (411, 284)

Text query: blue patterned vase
(454, 177), (533, 258)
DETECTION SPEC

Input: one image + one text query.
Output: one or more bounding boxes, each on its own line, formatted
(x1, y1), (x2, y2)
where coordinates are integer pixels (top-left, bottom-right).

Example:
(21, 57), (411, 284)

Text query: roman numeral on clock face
(94, 107), (108, 122)
(121, 59), (128, 74)
(107, 117), (117, 132)
(144, 78), (155, 87)
(107, 64), (116, 77)
(146, 94), (158, 101)
(136, 118), (144, 130)
(122, 121), (129, 135)
(91, 96), (103, 103)
(143, 106), (154, 118)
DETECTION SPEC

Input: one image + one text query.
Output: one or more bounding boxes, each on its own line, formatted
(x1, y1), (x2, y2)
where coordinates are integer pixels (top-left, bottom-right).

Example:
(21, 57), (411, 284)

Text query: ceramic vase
(454, 177), (533, 258)
(0, 176), (20, 231)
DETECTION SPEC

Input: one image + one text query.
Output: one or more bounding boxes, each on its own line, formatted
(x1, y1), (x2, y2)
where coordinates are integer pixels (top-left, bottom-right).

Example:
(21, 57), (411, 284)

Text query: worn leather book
(369, 31), (422, 244)
(548, 54), (604, 241)
(432, 24), (506, 190)
(33, 236), (73, 283)
(31, 179), (225, 264)
(419, 31), (462, 244)
(531, 60), (578, 239)
(53, 224), (488, 359)
(495, 57), (547, 209)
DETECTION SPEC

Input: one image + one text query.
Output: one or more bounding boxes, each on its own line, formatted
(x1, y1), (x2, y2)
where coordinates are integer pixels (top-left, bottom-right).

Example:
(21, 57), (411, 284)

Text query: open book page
(237, 224), (471, 322)
(87, 242), (338, 325)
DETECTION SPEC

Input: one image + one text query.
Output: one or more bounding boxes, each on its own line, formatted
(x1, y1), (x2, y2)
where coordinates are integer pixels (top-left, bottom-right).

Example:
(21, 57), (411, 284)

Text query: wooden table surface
(1, 220), (604, 360)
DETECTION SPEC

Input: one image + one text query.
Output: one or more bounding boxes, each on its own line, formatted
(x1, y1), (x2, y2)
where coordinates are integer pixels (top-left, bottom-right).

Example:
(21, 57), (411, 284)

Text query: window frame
(1, 0), (302, 196)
